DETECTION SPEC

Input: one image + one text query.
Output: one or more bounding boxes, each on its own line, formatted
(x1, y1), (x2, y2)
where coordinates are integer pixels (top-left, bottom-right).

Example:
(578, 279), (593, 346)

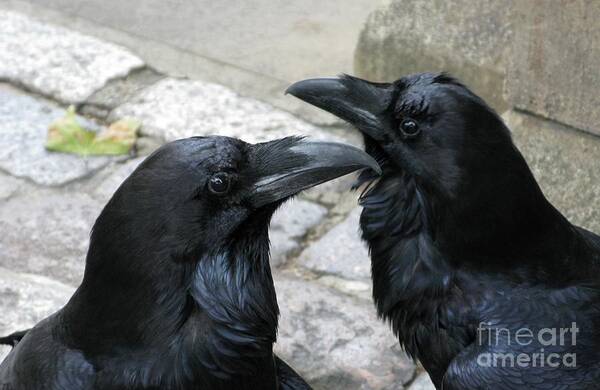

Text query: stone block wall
(506, 0), (600, 137)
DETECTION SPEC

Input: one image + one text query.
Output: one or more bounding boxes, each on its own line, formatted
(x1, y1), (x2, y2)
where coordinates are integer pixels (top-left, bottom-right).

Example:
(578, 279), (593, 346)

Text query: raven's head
(90, 135), (380, 265)
(287, 73), (557, 259)
(287, 73), (521, 196)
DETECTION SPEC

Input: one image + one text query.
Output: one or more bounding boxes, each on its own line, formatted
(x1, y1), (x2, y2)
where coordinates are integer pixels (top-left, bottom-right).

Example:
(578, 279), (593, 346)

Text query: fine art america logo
(476, 322), (579, 368)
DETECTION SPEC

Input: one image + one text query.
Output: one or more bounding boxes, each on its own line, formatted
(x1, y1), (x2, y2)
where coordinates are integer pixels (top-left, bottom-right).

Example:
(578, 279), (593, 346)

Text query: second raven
(288, 73), (600, 389)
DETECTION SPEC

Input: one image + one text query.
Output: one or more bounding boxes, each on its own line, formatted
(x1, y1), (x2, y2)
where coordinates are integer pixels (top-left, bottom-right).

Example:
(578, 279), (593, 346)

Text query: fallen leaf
(46, 106), (96, 155)
(92, 118), (141, 155)
(46, 107), (139, 156)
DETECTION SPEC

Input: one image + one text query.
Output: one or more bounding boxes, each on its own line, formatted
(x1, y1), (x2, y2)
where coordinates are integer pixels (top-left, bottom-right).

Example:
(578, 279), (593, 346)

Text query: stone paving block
(0, 84), (117, 186)
(274, 273), (415, 389)
(270, 199), (328, 267)
(111, 78), (347, 144)
(316, 275), (371, 301)
(0, 10), (144, 104)
(301, 173), (359, 206)
(407, 372), (435, 390)
(0, 190), (102, 286)
(81, 68), (164, 120)
(0, 267), (75, 362)
(298, 207), (370, 281)
(0, 174), (23, 201)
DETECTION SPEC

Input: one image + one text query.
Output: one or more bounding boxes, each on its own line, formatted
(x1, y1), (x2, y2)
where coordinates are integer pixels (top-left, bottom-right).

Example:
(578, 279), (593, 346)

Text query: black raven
(0, 135), (379, 389)
(287, 73), (600, 389)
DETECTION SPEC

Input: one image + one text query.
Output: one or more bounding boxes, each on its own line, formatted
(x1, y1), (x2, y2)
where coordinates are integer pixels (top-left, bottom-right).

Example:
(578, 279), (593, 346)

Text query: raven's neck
(360, 172), (450, 329)
(359, 167), (586, 350)
(62, 217), (279, 387)
(188, 231), (279, 380)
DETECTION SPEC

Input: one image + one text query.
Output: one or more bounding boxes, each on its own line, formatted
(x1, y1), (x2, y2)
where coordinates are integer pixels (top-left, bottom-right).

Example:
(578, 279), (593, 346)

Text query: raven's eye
(208, 172), (231, 194)
(400, 118), (420, 138)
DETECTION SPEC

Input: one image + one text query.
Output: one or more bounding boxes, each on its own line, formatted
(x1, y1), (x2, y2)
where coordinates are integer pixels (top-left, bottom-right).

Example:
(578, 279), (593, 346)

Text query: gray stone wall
(506, 0), (600, 137)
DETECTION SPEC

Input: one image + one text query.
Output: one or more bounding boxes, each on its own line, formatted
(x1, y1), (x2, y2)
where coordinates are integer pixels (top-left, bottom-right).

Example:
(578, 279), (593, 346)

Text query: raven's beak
(249, 139), (381, 208)
(286, 77), (392, 141)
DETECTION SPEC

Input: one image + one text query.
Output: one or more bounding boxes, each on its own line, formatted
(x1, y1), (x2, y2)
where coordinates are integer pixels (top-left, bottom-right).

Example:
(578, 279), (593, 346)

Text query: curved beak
(286, 76), (393, 141)
(249, 139), (381, 208)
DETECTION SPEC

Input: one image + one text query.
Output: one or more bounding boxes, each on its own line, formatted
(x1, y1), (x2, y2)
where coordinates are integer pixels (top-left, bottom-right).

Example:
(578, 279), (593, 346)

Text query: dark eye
(400, 118), (420, 138)
(208, 172), (231, 194)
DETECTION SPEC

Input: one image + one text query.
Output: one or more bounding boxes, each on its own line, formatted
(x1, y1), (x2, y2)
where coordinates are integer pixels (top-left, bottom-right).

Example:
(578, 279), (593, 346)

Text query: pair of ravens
(2, 73), (600, 389)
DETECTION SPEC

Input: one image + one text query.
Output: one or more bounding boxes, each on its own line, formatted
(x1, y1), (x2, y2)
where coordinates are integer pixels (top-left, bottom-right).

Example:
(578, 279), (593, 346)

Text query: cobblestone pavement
(0, 9), (433, 390)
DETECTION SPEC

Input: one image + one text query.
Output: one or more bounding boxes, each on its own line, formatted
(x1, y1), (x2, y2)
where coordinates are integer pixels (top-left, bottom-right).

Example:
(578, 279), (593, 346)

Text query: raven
(287, 73), (600, 389)
(0, 135), (379, 389)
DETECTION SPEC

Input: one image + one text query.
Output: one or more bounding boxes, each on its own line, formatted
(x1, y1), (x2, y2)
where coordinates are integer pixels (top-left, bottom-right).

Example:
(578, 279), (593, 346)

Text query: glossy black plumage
(288, 73), (600, 389)
(0, 135), (379, 389)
